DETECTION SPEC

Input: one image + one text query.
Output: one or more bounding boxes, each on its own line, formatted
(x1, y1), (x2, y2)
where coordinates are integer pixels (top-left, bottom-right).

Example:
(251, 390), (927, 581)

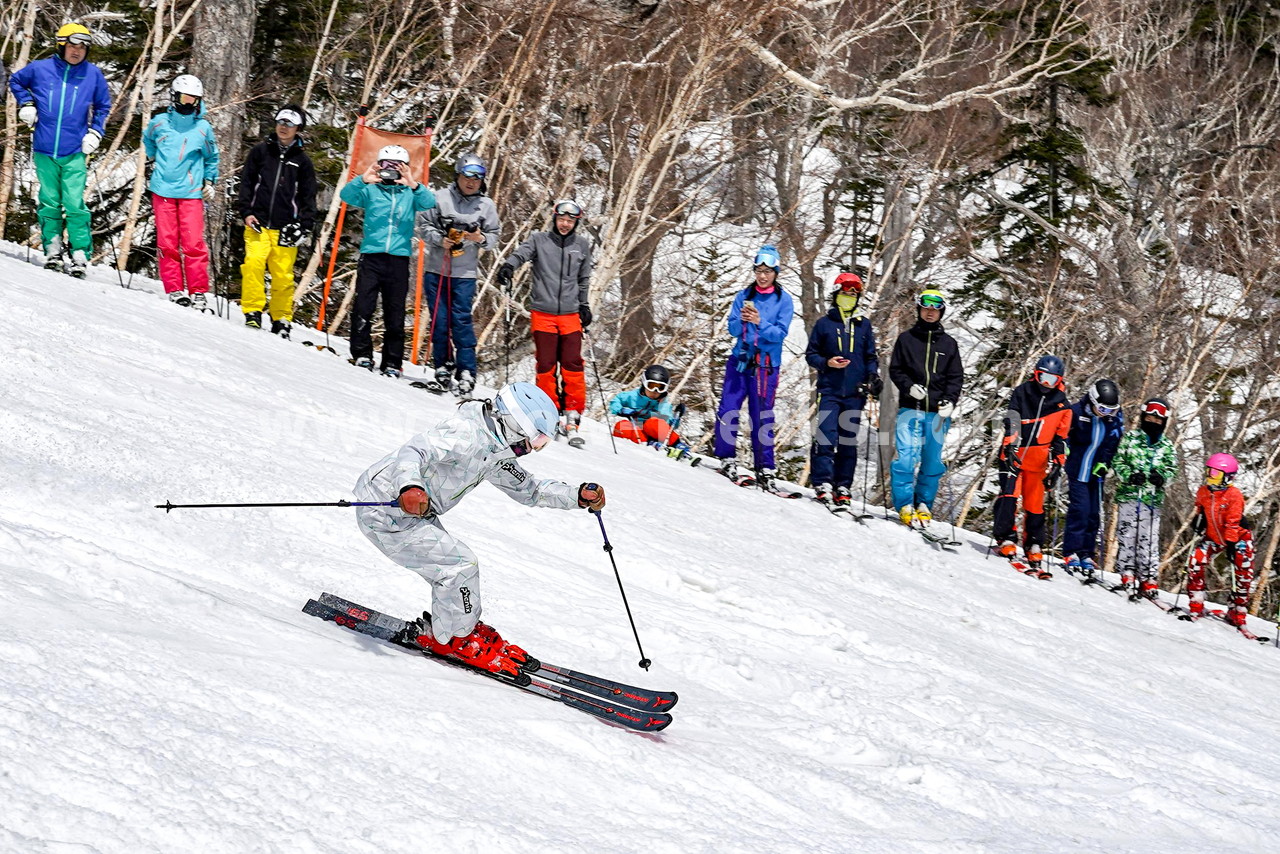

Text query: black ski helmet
(1088, 378), (1120, 411)
(642, 364), (670, 394)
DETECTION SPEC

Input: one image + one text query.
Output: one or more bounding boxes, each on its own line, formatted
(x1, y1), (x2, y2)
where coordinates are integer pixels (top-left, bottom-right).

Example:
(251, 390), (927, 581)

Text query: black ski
(715, 467), (756, 488)
(911, 522), (960, 551)
(1175, 607), (1271, 643)
(410, 379), (450, 395)
(758, 482), (802, 499)
(305, 595), (675, 730)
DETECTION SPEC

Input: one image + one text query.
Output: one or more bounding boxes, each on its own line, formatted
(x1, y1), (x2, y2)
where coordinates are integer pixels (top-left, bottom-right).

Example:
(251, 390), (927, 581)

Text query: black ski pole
(89, 158), (128, 289)
(592, 510), (651, 670)
(584, 330), (619, 455)
(155, 499), (398, 513)
(502, 277), (512, 385)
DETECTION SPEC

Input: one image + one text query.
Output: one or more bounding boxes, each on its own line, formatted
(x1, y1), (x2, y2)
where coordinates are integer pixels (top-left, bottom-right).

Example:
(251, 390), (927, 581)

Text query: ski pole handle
(154, 500), (398, 513)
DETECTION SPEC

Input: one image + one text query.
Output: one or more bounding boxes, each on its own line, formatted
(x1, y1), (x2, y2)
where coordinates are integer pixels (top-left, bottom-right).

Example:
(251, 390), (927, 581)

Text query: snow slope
(2, 247), (1278, 854)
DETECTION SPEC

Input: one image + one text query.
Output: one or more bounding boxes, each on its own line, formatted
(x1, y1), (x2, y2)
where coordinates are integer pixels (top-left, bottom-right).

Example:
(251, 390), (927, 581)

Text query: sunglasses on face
(276, 119), (298, 128)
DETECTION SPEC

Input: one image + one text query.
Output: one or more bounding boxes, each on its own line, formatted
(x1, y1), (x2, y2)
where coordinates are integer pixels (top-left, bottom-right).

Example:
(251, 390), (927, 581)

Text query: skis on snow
(910, 520), (960, 551)
(303, 593), (675, 731)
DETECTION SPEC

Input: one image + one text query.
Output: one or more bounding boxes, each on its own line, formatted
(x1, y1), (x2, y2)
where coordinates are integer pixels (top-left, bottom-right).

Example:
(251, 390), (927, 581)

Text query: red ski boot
(1225, 605), (1247, 628)
(471, 622), (532, 668)
(414, 623), (523, 679)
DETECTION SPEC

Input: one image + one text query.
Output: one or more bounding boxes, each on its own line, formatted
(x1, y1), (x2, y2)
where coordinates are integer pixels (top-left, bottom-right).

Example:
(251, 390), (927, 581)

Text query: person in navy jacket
(1062, 379), (1125, 575)
(712, 245), (795, 490)
(804, 272), (881, 507)
(8, 22), (112, 274)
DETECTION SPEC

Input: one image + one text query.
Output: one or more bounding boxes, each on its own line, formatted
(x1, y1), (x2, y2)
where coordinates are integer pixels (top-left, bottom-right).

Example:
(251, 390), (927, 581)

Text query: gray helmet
(455, 152), (488, 194)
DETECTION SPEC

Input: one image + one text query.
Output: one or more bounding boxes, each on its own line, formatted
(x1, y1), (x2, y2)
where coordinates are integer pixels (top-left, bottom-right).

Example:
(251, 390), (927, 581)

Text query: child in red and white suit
(1187, 452), (1254, 627)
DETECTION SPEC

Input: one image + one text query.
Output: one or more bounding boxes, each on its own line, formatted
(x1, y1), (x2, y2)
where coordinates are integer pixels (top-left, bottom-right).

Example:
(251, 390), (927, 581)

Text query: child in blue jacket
(1062, 379), (1125, 576)
(339, 144), (436, 377)
(609, 365), (695, 461)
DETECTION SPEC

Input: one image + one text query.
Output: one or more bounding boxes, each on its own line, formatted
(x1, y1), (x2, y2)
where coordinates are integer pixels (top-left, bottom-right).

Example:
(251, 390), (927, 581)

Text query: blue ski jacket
(143, 103), (219, 200)
(608, 388), (677, 424)
(804, 306), (879, 397)
(727, 285), (794, 373)
(340, 177), (436, 257)
(1065, 396), (1125, 482)
(9, 55), (111, 158)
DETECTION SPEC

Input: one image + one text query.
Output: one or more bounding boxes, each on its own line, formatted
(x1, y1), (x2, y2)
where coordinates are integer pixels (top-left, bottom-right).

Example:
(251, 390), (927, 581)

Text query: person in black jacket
(887, 288), (965, 526)
(804, 272), (882, 508)
(235, 104), (318, 336)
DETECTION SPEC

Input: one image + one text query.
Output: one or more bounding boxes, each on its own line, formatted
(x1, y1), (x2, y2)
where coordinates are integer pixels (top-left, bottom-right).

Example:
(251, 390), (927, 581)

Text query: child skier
(993, 355), (1072, 574)
(1110, 398), (1178, 598)
(1187, 453), (1254, 627)
(608, 365), (695, 461)
(1061, 379), (1125, 577)
(352, 382), (607, 676)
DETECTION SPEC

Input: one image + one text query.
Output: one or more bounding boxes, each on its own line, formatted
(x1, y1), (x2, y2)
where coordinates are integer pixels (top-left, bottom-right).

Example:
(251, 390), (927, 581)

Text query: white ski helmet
(377, 145), (410, 165)
(494, 382), (558, 455)
(171, 74), (204, 99)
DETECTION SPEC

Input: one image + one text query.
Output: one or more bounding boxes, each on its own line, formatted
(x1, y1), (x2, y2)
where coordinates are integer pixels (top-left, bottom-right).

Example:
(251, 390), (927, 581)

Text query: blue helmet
(1035, 354), (1065, 376)
(753, 244), (781, 272)
(495, 382), (558, 455)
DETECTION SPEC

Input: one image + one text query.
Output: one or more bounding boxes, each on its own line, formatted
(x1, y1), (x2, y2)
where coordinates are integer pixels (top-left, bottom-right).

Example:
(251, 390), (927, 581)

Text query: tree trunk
(0, 0), (38, 240)
(190, 0), (257, 284)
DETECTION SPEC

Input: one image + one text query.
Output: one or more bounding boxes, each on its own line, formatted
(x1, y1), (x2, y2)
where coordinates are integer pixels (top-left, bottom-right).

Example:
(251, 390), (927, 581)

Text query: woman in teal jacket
(143, 74), (219, 308)
(339, 145), (436, 377)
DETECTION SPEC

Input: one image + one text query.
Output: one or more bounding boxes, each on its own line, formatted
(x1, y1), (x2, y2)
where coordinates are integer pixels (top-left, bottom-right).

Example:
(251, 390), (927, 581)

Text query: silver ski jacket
(354, 401), (577, 516)
(505, 228), (593, 316)
(416, 182), (501, 279)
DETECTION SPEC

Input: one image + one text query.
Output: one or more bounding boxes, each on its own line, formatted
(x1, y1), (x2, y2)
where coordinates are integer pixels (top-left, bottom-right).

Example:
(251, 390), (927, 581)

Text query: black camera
(378, 167), (401, 184)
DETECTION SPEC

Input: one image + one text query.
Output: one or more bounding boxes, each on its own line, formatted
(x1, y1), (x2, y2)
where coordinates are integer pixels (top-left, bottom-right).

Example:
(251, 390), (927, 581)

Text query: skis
(1004, 554), (1052, 580)
(757, 481), (802, 499)
(303, 593), (675, 731)
(912, 522), (960, 551)
(410, 379), (451, 395)
(1174, 607), (1272, 643)
(716, 467), (756, 489)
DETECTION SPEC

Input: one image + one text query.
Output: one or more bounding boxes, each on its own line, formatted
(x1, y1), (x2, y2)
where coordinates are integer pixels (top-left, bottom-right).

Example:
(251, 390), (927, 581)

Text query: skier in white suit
(353, 382), (606, 677)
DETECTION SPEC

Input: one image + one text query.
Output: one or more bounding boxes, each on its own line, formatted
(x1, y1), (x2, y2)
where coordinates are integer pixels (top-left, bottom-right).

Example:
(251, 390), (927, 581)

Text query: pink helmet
(1205, 452), (1238, 475)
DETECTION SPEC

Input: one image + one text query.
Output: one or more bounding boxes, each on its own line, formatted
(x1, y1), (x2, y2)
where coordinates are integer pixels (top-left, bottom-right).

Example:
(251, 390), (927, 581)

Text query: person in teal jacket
(143, 74), (219, 309)
(339, 144), (436, 377)
(8, 22), (112, 276)
(607, 365), (696, 461)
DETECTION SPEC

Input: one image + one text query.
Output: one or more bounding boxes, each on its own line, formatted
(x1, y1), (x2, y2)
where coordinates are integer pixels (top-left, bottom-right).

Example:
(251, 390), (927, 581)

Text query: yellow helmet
(55, 22), (92, 44)
(916, 288), (947, 309)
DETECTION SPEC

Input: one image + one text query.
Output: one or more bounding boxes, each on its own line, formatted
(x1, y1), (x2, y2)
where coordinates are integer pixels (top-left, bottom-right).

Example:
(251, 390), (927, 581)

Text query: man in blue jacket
(1062, 379), (1125, 577)
(339, 145), (436, 377)
(712, 245), (795, 491)
(8, 23), (112, 277)
(804, 272), (882, 508)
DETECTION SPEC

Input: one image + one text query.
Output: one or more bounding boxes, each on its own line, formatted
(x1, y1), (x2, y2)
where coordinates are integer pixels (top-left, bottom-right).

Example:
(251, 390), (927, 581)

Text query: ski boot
(456, 371), (476, 396)
(899, 506), (917, 527)
(814, 483), (833, 506)
(42, 236), (65, 271)
(354, 356), (375, 370)
(755, 467), (778, 493)
(1225, 605), (1247, 628)
(170, 291), (193, 308)
(565, 411), (584, 447)
(1064, 554), (1083, 575)
(415, 622), (525, 679)
(835, 486), (852, 509)
(244, 310), (262, 327)
(382, 367), (403, 379)
(720, 459), (753, 486)
(1025, 543), (1051, 579)
(1079, 556), (1099, 583)
(271, 319), (292, 339)
(914, 503), (932, 526)
(67, 249), (88, 279)
(997, 540), (1018, 559)
(1139, 578), (1159, 600)
(190, 293), (209, 312)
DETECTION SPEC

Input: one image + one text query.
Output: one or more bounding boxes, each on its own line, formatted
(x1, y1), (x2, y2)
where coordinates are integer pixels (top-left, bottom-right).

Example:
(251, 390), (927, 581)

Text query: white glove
(202, 181), (215, 203)
(81, 129), (102, 155)
(937, 401), (955, 419)
(18, 104), (37, 126)
(908, 383), (928, 401)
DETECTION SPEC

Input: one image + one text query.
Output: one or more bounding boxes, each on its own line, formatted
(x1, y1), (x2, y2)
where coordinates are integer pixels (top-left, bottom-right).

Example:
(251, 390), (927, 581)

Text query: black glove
(1192, 511), (1206, 535)
(1044, 462), (1062, 490)
(278, 221), (307, 247)
(1000, 446), (1022, 475)
(497, 264), (514, 290)
(858, 375), (884, 398)
(579, 304), (593, 329)
(1126, 471), (1147, 486)
(1148, 470), (1165, 489)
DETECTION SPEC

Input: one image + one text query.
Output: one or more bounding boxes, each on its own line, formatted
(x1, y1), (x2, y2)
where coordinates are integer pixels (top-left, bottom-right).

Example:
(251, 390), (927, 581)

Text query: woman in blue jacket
(339, 145), (436, 377)
(143, 74), (219, 309)
(712, 246), (795, 490)
(804, 273), (881, 507)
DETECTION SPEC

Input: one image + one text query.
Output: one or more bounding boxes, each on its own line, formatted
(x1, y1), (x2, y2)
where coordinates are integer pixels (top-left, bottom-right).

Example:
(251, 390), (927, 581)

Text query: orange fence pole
(315, 111), (368, 332)
(411, 238), (426, 365)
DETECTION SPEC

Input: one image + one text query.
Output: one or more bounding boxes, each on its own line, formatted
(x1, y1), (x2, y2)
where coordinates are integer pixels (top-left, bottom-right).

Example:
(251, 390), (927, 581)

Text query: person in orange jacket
(993, 355), (1072, 572)
(1187, 452), (1255, 627)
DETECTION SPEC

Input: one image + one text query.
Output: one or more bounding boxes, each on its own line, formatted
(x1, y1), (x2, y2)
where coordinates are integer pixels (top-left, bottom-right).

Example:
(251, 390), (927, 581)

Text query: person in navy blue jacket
(1062, 378), (1125, 576)
(712, 245), (795, 491)
(8, 23), (112, 275)
(804, 272), (881, 507)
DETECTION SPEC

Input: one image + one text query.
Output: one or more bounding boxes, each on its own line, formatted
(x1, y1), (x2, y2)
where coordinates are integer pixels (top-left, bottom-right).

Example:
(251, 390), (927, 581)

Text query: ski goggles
(377, 159), (407, 169)
(644, 379), (669, 394)
(1094, 402), (1120, 417)
(458, 164), (487, 179)
(1141, 400), (1169, 418)
(753, 249), (781, 269)
(554, 200), (583, 218)
(917, 292), (946, 309)
(1035, 371), (1061, 387)
(511, 432), (552, 457)
(835, 272), (863, 292)
(1204, 467), (1227, 487)
(58, 33), (92, 46)
(275, 110), (304, 127)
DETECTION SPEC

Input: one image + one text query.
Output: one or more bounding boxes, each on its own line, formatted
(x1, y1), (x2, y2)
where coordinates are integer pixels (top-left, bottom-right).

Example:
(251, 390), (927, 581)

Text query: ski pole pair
(154, 498), (653, 668)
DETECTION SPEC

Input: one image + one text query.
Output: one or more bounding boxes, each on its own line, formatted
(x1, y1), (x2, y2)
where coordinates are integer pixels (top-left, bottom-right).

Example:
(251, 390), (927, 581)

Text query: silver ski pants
(1116, 501), (1161, 580)
(353, 502), (482, 643)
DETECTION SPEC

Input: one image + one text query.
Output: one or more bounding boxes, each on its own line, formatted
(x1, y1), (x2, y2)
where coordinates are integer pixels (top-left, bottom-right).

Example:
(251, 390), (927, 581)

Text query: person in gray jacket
(497, 199), (594, 441)
(353, 382), (607, 676)
(417, 152), (500, 395)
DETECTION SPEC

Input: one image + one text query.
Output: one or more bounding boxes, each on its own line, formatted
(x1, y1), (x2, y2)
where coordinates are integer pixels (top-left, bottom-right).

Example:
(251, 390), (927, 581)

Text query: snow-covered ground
(2, 246), (1278, 854)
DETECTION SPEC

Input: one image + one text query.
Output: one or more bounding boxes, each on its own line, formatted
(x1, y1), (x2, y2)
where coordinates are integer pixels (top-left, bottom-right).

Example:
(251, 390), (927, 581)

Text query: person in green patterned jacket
(1110, 397), (1178, 598)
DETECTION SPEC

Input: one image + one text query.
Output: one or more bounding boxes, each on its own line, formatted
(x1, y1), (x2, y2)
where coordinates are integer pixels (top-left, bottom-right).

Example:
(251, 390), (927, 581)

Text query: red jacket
(1194, 484), (1245, 545)
(1001, 379), (1071, 473)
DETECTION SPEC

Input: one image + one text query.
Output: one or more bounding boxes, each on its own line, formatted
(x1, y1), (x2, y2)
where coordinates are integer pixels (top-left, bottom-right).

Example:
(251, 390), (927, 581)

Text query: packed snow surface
(2, 246), (1278, 854)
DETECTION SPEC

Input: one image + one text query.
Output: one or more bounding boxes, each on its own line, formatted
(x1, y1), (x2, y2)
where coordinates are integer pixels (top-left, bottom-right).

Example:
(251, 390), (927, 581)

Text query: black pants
(350, 253), (410, 371)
